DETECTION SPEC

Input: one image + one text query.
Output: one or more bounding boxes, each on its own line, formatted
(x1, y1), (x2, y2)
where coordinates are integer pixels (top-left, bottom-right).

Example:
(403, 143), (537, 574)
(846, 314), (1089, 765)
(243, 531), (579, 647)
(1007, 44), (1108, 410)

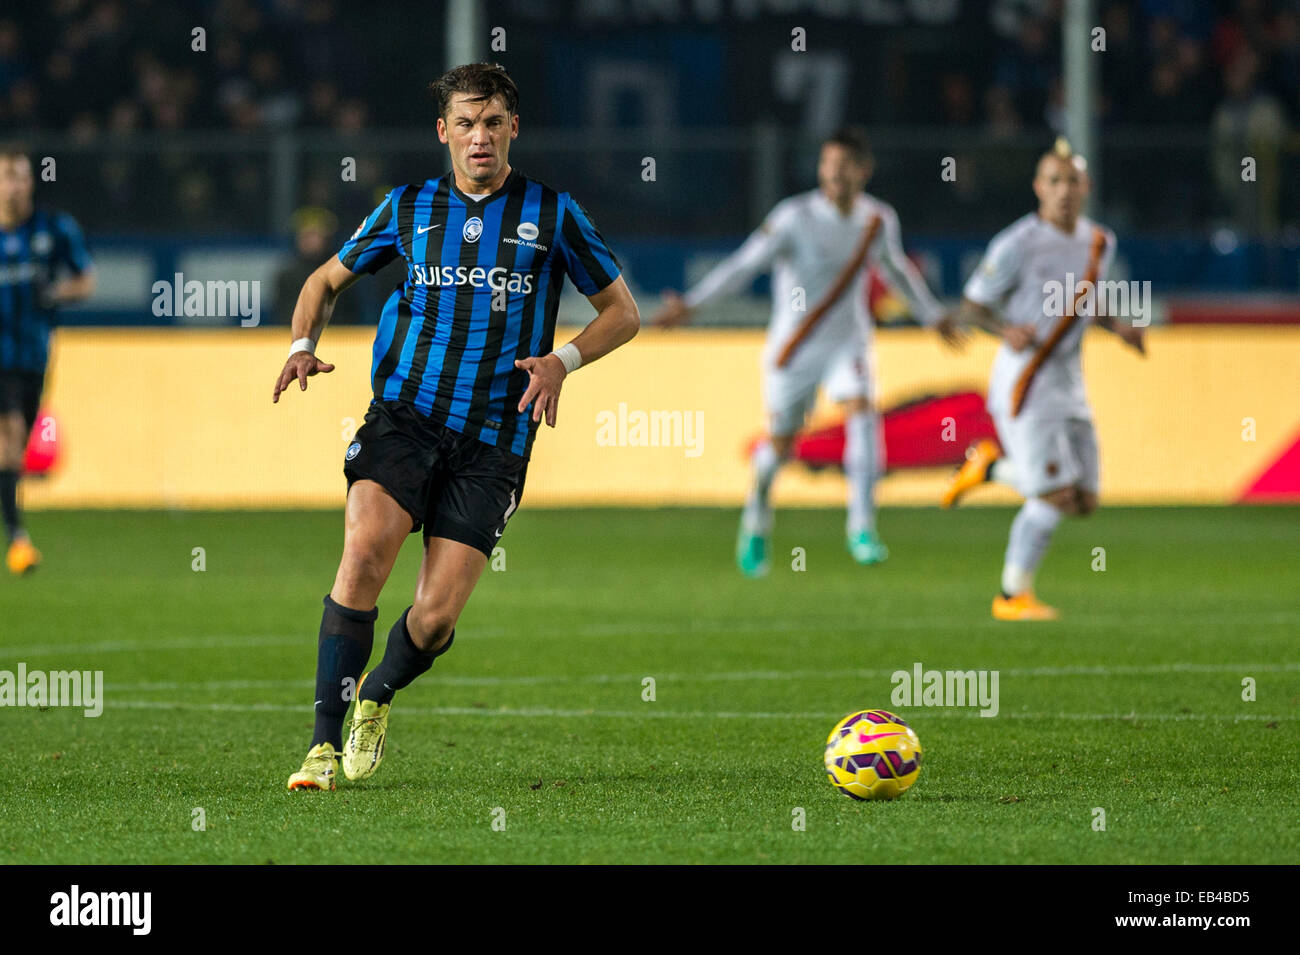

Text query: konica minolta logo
(503, 221), (548, 251)
(410, 265), (534, 294)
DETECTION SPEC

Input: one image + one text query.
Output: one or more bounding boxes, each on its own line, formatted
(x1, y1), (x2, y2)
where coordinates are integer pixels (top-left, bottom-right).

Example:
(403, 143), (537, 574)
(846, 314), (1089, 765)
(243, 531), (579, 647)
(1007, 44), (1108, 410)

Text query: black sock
(359, 607), (454, 706)
(311, 595), (378, 750)
(0, 470), (20, 542)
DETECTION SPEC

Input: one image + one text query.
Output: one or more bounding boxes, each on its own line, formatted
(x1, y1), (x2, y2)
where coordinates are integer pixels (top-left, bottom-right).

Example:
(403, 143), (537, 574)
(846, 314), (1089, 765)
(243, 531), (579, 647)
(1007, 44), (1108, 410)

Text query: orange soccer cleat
(992, 591), (1060, 621)
(941, 439), (1001, 509)
(6, 537), (41, 575)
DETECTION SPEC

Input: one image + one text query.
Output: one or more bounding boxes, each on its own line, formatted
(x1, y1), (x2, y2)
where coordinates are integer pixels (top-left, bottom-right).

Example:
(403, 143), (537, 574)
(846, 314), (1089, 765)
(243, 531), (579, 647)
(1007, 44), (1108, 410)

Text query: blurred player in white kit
(652, 127), (958, 576)
(943, 139), (1146, 620)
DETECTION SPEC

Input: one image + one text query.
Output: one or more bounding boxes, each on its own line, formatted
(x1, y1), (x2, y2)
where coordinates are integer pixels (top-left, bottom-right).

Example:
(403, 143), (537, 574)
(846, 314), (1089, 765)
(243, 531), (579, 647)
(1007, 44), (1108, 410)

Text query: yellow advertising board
(23, 326), (1300, 510)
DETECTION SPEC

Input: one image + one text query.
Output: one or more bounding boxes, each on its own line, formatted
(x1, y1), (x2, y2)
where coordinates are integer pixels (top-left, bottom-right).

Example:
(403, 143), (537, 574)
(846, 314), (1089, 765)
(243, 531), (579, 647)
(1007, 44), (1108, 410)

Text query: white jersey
(964, 213), (1116, 421)
(683, 190), (943, 368)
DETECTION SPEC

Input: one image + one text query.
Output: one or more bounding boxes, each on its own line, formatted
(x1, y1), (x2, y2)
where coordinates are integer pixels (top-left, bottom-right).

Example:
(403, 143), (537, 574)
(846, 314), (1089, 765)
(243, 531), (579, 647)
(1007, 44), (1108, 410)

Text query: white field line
(102, 699), (1290, 722)
(6, 609), (1300, 658)
(105, 660), (1300, 693)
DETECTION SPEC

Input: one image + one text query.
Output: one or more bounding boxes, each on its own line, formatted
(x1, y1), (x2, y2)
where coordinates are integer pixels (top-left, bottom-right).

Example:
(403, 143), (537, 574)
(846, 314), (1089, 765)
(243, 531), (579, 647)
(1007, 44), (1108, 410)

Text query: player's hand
(935, 312), (968, 351)
(515, 354), (566, 427)
(273, 351), (336, 403)
(1117, 323), (1146, 356)
(1002, 324), (1037, 352)
(33, 275), (57, 310)
(649, 291), (693, 328)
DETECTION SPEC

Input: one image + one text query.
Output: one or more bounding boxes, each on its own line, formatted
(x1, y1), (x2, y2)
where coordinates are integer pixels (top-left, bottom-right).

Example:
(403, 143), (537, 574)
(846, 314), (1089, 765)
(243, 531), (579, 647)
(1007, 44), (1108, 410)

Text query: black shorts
(343, 400), (527, 556)
(0, 371), (44, 431)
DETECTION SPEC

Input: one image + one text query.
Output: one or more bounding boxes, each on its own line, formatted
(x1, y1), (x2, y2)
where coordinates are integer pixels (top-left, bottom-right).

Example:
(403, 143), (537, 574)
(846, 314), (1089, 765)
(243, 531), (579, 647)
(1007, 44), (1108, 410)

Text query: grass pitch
(1, 505), (1297, 864)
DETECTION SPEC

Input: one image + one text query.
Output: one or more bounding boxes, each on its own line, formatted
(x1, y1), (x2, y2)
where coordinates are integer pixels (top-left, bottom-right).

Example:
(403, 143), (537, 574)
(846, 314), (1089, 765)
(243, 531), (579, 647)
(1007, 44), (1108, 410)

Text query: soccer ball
(824, 709), (922, 800)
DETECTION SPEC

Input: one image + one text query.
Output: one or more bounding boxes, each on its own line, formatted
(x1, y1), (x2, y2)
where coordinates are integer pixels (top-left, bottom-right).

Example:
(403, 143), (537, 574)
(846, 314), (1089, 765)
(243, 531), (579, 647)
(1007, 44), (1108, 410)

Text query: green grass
(1, 505), (1297, 864)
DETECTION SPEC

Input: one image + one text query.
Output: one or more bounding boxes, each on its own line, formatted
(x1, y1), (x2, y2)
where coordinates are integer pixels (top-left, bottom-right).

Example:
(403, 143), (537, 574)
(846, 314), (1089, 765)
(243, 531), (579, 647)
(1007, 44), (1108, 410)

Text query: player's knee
(840, 396), (871, 415)
(770, 434), (795, 459)
(1076, 491), (1099, 516)
(407, 600), (456, 652)
(338, 544), (390, 590)
(1042, 488), (1078, 515)
(0, 425), (21, 467)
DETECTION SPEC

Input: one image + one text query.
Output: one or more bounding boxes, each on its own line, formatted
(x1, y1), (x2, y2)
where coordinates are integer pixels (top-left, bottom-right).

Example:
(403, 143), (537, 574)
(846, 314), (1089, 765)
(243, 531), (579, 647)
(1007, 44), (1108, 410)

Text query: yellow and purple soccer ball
(824, 709), (922, 800)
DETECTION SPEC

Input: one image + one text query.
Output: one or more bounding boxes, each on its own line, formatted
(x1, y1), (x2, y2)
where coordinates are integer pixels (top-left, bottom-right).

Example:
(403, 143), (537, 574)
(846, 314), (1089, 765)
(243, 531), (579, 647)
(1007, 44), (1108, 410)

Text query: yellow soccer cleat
(287, 742), (338, 791)
(941, 439), (1001, 509)
(992, 591), (1060, 621)
(342, 673), (390, 781)
(6, 537), (41, 575)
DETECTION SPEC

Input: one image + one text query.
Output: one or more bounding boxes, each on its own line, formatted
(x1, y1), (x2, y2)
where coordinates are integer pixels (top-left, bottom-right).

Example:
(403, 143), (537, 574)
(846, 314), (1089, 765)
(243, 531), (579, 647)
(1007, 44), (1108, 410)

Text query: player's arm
(958, 230), (1036, 351)
(1087, 233), (1145, 355)
(956, 297), (1035, 352)
(650, 205), (788, 327)
(272, 257), (360, 402)
(1093, 314), (1146, 355)
(516, 274), (639, 427)
(274, 189), (402, 402)
(871, 207), (963, 347)
(43, 270), (96, 306)
(44, 212), (96, 307)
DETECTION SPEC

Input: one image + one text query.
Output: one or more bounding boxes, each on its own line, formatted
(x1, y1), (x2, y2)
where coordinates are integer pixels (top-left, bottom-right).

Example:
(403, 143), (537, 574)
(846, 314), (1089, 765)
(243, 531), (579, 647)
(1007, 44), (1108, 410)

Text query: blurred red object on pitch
(23, 409), (60, 475)
(747, 391), (1000, 472)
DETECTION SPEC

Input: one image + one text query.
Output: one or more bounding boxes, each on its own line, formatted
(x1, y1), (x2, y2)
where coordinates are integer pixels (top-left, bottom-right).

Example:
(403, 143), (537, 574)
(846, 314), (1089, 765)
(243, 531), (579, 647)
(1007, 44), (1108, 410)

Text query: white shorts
(764, 347), (873, 436)
(993, 413), (1099, 499)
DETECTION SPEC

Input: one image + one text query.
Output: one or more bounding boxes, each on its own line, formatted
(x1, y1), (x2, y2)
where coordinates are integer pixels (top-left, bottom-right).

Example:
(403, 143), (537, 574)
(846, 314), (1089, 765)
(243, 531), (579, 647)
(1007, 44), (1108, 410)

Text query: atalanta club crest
(463, 217), (483, 242)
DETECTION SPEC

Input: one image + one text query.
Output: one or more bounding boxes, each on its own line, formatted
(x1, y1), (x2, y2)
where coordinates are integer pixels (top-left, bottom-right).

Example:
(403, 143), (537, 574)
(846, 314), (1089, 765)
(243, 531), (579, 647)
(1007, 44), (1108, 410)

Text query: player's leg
(838, 394), (889, 563)
(992, 417), (1085, 620)
(1, 372), (42, 574)
(343, 434), (523, 780)
(994, 486), (1075, 620)
(288, 479), (412, 791)
(342, 536), (485, 780)
(825, 351), (887, 564)
(737, 426), (793, 577)
(1071, 419), (1101, 519)
(941, 438), (1007, 508)
(289, 401), (433, 790)
(738, 363), (813, 577)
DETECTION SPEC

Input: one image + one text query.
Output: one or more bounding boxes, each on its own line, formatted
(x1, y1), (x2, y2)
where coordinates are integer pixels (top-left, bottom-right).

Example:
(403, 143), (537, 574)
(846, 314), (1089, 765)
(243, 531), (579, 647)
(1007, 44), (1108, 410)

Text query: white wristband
(551, 342), (582, 374)
(289, 337), (316, 358)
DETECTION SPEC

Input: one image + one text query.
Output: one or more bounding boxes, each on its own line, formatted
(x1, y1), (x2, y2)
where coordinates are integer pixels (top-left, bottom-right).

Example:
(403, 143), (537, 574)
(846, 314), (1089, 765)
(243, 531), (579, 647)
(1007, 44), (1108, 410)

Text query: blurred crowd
(0, 0), (376, 135)
(0, 0), (1297, 238)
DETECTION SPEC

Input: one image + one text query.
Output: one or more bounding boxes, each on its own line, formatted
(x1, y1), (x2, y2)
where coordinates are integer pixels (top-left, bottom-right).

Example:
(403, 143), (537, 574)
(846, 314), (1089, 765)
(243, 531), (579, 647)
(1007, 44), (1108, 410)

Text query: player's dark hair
(429, 63), (519, 119)
(824, 126), (873, 165)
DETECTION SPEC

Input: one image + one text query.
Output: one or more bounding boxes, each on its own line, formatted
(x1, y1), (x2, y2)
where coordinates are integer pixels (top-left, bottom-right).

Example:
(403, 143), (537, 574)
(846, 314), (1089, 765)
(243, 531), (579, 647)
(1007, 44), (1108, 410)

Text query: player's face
(0, 157), (34, 214)
(437, 93), (518, 187)
(817, 144), (871, 206)
(1033, 156), (1088, 229)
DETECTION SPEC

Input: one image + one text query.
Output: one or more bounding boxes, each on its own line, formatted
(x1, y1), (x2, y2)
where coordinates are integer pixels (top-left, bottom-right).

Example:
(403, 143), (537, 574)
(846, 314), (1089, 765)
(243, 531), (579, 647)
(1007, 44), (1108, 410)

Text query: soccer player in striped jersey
(0, 147), (95, 575)
(651, 128), (958, 576)
(942, 139), (1145, 620)
(275, 64), (639, 790)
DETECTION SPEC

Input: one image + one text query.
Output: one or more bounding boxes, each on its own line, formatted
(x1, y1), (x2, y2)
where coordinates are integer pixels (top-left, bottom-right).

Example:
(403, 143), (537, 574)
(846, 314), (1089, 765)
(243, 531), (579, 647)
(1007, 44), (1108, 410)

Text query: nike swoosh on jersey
(416, 224), (442, 235)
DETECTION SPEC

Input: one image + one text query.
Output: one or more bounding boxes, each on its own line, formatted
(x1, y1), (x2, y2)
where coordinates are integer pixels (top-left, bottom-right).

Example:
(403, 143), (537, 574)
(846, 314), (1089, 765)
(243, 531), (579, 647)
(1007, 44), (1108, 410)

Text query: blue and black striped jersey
(0, 208), (92, 372)
(337, 167), (621, 458)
